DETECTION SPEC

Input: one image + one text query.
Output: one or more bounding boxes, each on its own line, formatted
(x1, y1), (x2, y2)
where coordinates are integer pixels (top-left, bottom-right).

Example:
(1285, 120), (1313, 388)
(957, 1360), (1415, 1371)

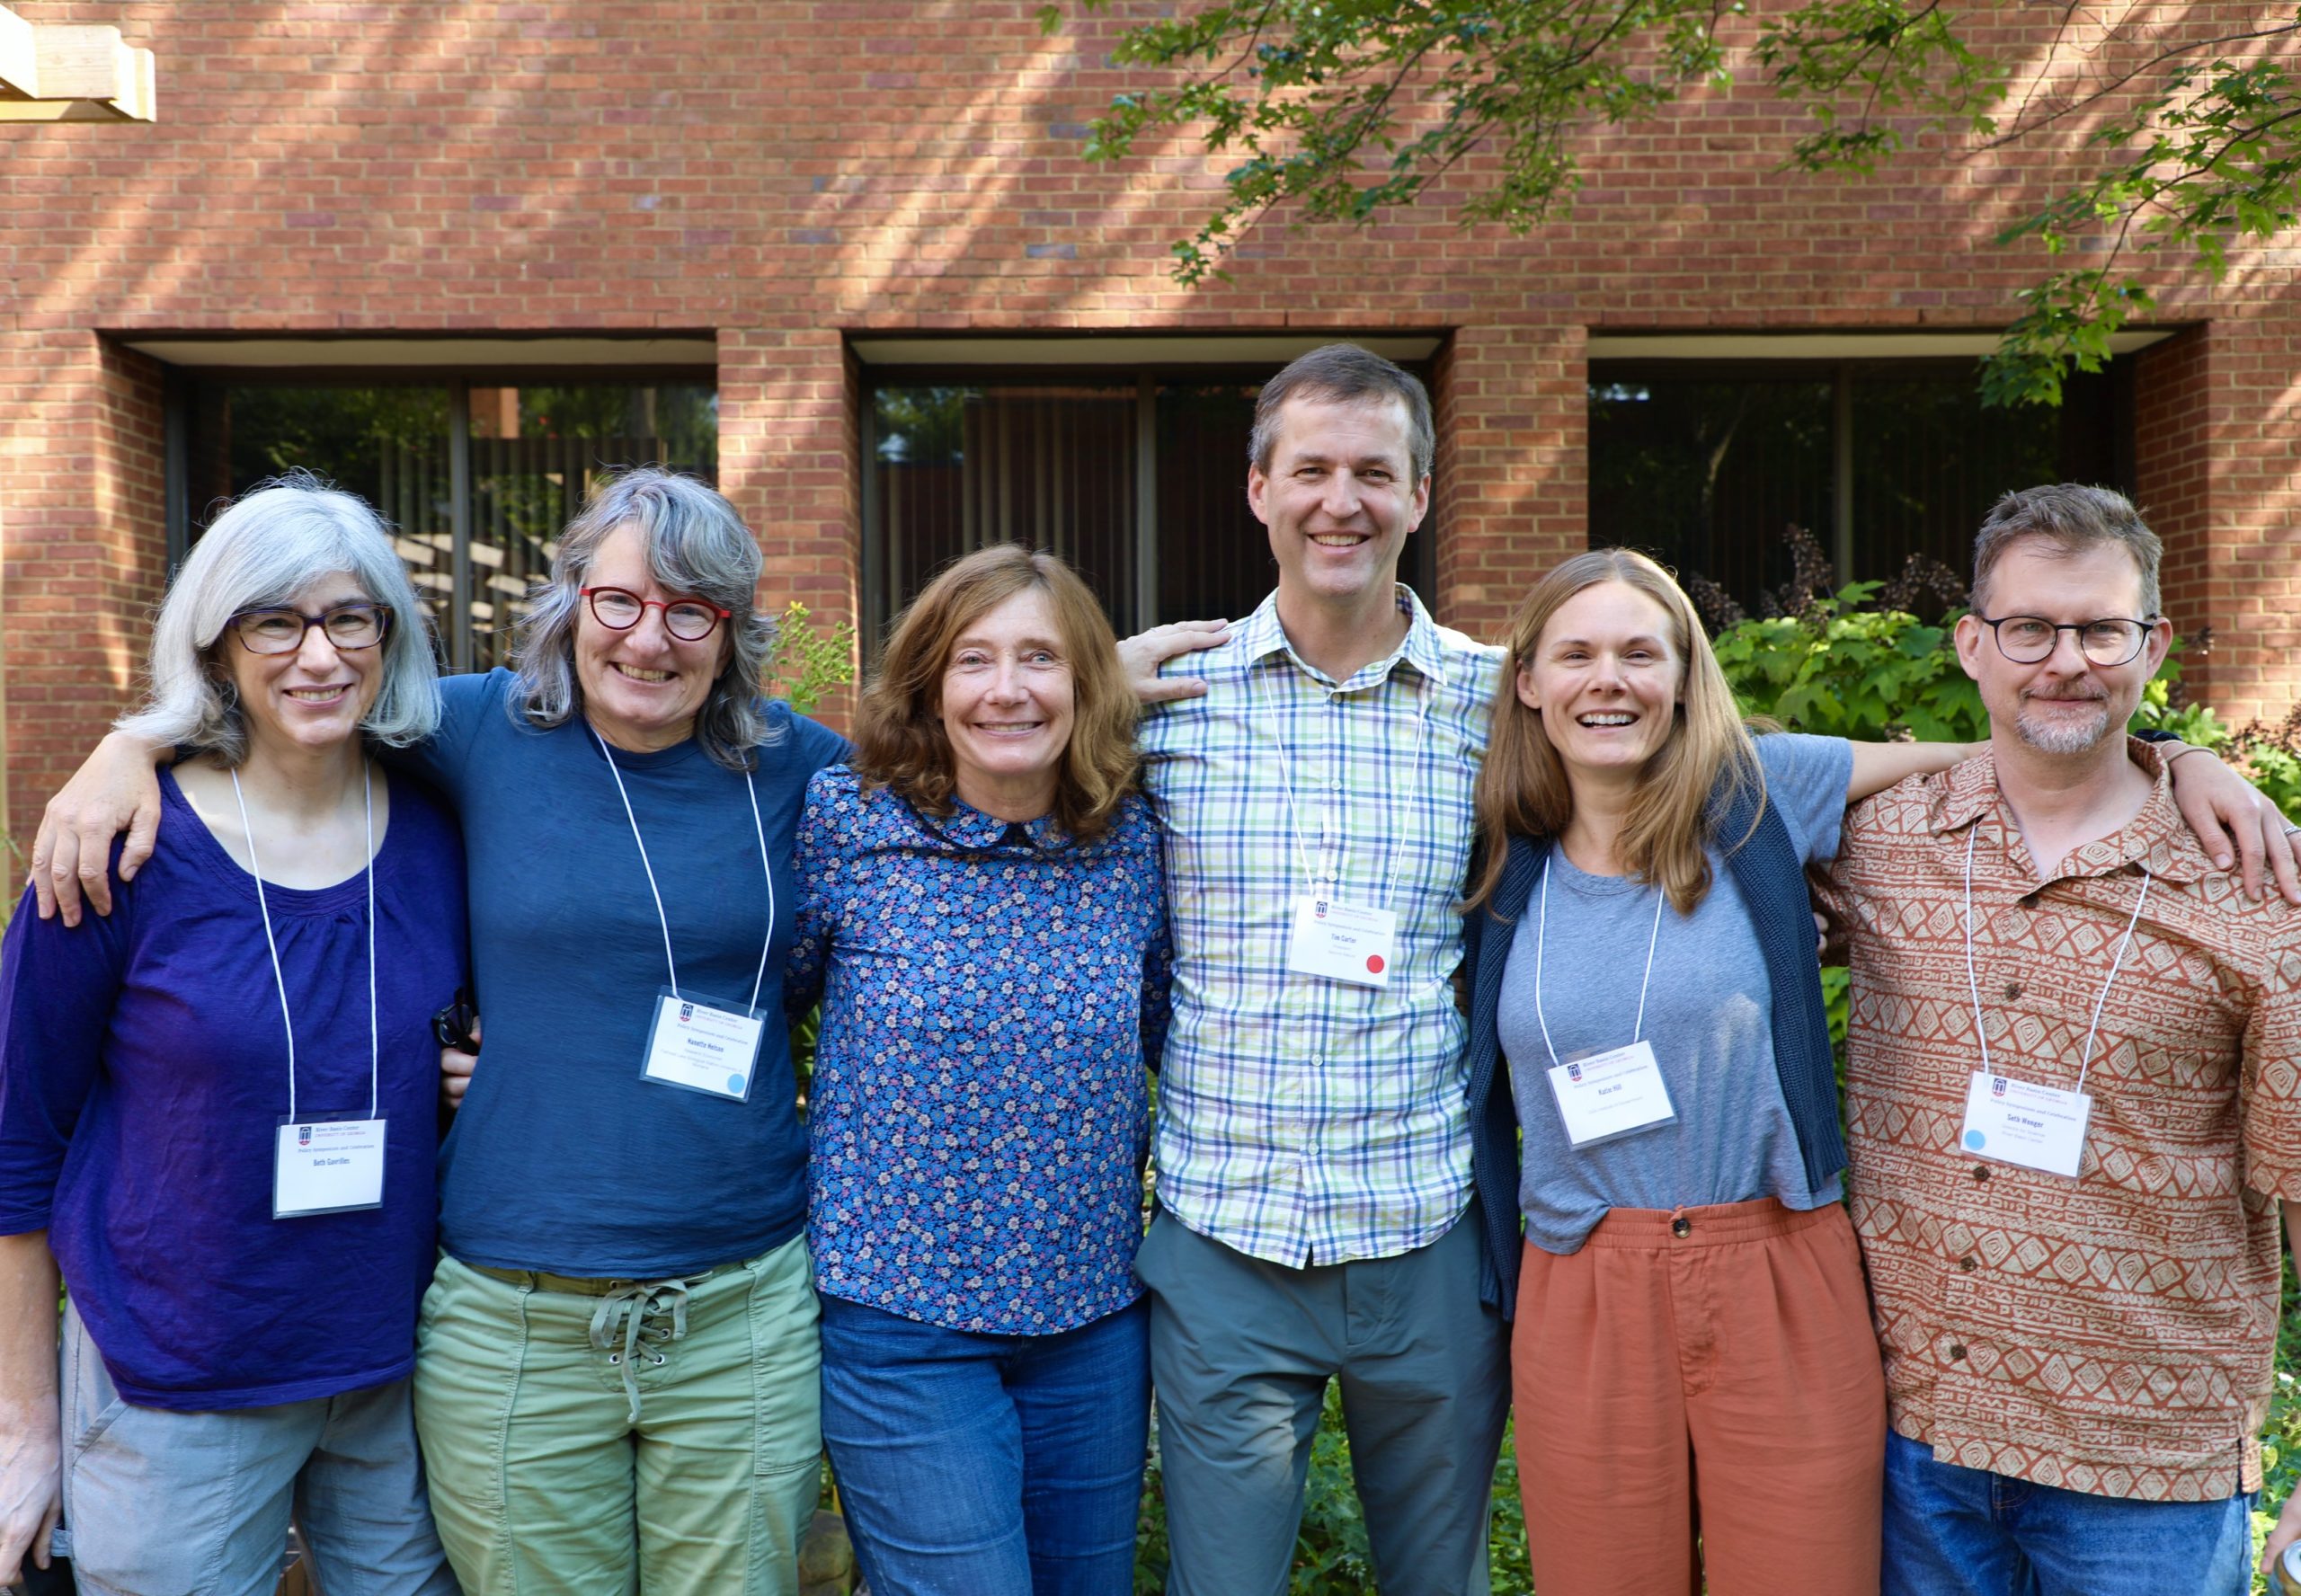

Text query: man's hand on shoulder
(1120, 619), (1231, 705)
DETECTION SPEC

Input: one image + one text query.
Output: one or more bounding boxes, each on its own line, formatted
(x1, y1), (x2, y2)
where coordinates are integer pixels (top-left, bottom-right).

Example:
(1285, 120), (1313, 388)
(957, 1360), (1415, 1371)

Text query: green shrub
(768, 598), (857, 719)
(1706, 532), (2297, 821)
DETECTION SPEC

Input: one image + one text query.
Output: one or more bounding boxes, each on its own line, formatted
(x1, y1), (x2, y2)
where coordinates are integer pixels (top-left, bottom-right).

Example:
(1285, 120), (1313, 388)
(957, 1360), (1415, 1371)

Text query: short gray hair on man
(1972, 483), (2163, 618)
(1248, 343), (1435, 484)
(117, 473), (441, 763)
(510, 466), (781, 770)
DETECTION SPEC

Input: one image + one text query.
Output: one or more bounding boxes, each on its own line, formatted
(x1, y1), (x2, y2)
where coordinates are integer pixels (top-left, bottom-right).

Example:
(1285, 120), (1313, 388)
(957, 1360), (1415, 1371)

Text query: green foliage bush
(1711, 566), (2301, 822)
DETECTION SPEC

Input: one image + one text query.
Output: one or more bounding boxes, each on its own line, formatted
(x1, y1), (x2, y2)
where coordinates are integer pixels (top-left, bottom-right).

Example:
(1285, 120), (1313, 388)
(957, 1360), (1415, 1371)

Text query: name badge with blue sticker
(642, 987), (766, 1102)
(1959, 1071), (2091, 1179)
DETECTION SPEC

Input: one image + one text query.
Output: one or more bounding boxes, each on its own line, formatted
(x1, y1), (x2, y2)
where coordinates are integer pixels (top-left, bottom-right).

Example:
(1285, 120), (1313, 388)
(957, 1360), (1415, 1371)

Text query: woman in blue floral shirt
(787, 544), (1170, 1596)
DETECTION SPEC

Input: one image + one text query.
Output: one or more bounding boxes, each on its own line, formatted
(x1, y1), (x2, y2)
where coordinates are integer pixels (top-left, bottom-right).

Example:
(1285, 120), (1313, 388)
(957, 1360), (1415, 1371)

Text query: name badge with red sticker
(1285, 895), (1396, 988)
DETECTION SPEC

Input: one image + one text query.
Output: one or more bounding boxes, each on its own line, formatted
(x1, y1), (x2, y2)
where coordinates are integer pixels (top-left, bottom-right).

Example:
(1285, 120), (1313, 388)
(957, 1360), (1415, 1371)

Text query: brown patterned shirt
(1817, 742), (2301, 1502)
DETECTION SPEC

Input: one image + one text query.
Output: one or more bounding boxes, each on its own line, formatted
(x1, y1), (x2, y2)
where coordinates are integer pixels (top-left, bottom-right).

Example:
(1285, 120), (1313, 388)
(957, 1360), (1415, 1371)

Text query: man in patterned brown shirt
(1816, 484), (2301, 1596)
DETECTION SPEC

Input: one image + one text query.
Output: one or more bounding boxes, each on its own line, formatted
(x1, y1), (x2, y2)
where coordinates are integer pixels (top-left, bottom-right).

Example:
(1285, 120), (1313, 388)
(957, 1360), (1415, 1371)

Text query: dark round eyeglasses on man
(230, 603), (391, 655)
(1974, 614), (2155, 667)
(580, 586), (731, 642)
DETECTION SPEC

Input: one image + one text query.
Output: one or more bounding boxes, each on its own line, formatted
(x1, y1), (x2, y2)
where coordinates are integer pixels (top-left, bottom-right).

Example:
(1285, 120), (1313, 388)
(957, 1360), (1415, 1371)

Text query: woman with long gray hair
(27, 466), (845, 1595)
(0, 476), (466, 1593)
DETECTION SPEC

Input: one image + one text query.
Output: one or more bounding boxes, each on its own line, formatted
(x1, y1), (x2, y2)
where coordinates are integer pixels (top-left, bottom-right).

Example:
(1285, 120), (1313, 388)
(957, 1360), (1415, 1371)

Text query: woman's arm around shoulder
(1841, 736), (1985, 805)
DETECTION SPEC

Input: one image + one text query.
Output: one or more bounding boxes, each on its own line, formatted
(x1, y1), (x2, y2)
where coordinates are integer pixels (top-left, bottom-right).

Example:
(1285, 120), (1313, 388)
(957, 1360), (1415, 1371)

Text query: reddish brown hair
(852, 544), (1138, 839)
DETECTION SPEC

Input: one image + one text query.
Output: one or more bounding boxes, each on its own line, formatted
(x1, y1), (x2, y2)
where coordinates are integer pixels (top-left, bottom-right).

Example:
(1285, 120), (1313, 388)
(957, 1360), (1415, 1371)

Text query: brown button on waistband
(1672, 1216), (1692, 1238)
(1959, 1256), (1977, 1272)
(1971, 1166), (1991, 1183)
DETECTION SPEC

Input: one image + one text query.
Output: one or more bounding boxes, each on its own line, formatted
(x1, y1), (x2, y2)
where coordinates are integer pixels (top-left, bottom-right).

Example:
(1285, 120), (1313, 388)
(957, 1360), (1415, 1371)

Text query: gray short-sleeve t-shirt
(1499, 732), (1854, 1254)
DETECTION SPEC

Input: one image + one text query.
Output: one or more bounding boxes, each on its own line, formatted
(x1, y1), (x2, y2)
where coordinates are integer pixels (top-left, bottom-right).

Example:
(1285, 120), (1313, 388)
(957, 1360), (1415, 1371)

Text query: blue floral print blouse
(788, 766), (1173, 1334)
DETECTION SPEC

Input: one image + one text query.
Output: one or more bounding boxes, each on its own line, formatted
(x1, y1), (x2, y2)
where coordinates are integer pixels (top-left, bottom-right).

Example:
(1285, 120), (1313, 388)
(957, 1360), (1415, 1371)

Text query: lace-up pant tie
(411, 1236), (822, 1596)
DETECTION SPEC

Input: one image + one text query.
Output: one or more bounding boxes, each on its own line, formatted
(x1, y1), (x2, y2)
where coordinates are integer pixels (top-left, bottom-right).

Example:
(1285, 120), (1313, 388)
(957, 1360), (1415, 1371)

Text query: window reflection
(1587, 363), (2128, 620)
(181, 380), (716, 669)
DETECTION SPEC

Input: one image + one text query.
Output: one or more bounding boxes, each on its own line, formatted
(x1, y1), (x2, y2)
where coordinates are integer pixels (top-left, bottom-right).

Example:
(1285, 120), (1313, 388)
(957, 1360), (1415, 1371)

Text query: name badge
(1285, 895), (1396, 988)
(642, 987), (766, 1101)
(1546, 1041), (1676, 1149)
(273, 1116), (386, 1219)
(1959, 1071), (2091, 1178)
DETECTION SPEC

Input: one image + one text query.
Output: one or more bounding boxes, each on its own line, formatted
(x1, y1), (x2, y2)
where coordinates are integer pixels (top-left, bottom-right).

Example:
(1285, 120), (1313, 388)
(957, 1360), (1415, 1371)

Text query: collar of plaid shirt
(1142, 586), (1503, 1267)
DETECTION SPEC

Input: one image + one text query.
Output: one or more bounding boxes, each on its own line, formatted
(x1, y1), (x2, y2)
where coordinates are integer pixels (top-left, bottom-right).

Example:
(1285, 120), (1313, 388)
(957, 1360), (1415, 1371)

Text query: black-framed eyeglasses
(229, 603), (391, 655)
(1973, 613), (2157, 667)
(579, 585), (730, 643)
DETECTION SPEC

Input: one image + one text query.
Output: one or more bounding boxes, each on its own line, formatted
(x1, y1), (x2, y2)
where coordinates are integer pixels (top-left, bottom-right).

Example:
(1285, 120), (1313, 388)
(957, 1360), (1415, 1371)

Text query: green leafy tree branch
(1044, 0), (2301, 406)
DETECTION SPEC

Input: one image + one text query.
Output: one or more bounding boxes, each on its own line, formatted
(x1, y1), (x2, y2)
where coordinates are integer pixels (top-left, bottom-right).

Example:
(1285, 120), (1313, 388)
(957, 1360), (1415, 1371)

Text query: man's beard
(2014, 687), (2113, 756)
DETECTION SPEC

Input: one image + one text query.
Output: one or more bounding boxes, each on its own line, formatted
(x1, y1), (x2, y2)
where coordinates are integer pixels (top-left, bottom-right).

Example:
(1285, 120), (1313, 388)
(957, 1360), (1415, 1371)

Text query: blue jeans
(1882, 1431), (2256, 1596)
(819, 1294), (1150, 1596)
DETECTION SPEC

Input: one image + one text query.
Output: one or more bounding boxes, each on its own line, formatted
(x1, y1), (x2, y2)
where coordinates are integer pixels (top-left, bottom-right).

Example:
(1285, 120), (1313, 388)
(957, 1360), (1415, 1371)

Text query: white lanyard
(1252, 658), (1435, 910)
(592, 730), (776, 1015)
(1962, 823), (2151, 1094)
(232, 763), (378, 1123)
(1530, 849), (1666, 1068)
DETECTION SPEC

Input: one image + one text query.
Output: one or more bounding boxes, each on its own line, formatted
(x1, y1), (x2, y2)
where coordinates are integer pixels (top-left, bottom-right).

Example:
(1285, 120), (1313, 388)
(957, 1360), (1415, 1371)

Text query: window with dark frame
(861, 367), (1438, 651)
(1586, 360), (2135, 622)
(170, 375), (717, 672)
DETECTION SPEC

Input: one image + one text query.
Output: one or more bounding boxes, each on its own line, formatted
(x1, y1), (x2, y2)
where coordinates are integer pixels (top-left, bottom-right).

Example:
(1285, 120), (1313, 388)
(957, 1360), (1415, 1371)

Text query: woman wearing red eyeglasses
(28, 467), (843, 1596)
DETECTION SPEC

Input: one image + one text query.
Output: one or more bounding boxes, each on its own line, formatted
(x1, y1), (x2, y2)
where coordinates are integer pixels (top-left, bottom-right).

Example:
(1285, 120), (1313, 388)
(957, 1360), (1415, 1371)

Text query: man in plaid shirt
(1128, 345), (1509, 1596)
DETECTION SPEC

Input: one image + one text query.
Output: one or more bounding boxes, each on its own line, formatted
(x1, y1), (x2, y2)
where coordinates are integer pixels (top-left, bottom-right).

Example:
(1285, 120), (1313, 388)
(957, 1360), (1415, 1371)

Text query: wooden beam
(0, 5), (33, 98)
(0, 8), (154, 120)
(0, 95), (131, 121)
(129, 42), (152, 119)
(29, 23), (122, 101)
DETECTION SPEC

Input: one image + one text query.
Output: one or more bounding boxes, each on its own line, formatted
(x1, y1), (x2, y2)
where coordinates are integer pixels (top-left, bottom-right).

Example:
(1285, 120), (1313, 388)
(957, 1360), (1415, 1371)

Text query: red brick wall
(1438, 324), (1587, 643)
(1, 331), (167, 839)
(2139, 329), (2217, 701)
(4, 0), (2297, 820)
(2140, 317), (2301, 730)
(717, 326), (860, 726)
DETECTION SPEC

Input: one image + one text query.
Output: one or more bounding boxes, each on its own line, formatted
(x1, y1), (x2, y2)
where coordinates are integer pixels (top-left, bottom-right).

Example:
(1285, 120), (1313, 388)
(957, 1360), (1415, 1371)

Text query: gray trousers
(1134, 1204), (1510, 1596)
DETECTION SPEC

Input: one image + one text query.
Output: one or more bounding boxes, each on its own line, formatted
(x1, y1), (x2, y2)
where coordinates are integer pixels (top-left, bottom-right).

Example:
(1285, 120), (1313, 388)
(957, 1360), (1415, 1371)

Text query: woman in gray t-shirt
(1461, 548), (1971, 1596)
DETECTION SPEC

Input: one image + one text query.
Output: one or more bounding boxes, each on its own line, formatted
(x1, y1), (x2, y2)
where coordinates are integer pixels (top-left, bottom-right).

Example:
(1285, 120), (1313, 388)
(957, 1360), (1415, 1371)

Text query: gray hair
(510, 467), (780, 770)
(1972, 483), (2163, 618)
(1248, 343), (1435, 484)
(118, 474), (441, 762)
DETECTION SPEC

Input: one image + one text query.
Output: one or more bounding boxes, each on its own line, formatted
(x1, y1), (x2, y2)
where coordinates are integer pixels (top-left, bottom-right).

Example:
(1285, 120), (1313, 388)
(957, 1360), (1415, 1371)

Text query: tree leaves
(1053, 0), (1734, 284)
(1045, 0), (2301, 404)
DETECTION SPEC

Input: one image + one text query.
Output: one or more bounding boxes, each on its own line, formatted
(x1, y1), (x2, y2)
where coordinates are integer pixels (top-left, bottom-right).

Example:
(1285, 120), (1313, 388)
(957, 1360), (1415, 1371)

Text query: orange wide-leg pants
(1511, 1197), (1887, 1596)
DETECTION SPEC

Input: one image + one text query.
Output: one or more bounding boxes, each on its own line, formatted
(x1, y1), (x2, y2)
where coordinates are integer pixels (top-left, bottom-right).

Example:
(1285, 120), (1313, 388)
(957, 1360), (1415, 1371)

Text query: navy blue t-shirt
(406, 670), (847, 1277)
(0, 767), (467, 1410)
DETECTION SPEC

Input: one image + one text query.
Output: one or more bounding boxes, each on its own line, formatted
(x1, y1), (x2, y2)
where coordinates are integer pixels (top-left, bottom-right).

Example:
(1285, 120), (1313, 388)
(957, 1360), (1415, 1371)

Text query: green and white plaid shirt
(1140, 587), (1503, 1266)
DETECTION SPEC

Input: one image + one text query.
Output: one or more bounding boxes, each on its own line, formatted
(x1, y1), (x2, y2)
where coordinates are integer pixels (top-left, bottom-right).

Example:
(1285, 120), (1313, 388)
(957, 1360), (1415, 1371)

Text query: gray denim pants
(1134, 1203), (1510, 1596)
(55, 1300), (457, 1596)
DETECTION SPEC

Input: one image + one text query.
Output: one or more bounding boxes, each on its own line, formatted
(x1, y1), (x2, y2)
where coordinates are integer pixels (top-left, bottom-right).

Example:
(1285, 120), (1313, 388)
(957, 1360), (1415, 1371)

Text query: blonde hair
(1468, 547), (1763, 916)
(851, 544), (1137, 841)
